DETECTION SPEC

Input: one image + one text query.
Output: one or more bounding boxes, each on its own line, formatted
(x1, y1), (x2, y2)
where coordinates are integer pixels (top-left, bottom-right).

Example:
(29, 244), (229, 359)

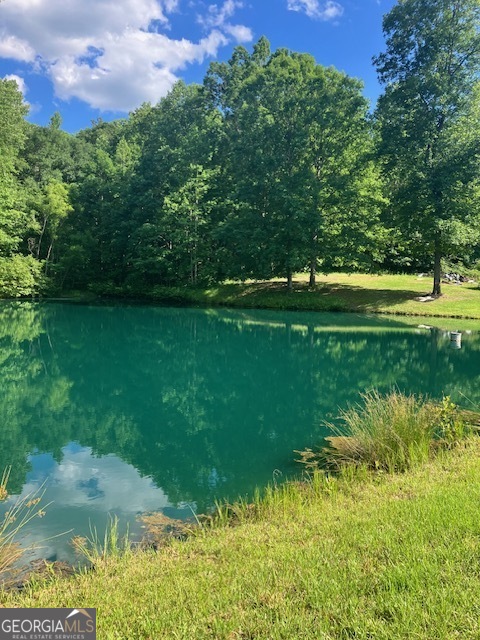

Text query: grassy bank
(2, 436), (480, 638)
(88, 273), (480, 320)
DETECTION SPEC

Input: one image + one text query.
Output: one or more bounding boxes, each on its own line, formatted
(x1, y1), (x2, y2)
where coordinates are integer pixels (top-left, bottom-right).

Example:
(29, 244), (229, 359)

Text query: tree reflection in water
(0, 302), (478, 559)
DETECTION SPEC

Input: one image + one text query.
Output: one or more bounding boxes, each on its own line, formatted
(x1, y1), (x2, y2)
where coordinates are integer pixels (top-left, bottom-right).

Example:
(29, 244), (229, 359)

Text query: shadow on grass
(214, 280), (428, 314)
(322, 283), (431, 312)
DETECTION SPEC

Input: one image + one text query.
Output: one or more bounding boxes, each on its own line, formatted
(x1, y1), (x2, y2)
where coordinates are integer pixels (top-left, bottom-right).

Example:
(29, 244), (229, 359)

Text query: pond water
(0, 302), (479, 564)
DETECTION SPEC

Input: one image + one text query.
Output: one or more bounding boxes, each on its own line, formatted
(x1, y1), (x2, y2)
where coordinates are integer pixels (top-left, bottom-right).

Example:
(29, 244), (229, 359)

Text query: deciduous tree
(374, 0), (480, 295)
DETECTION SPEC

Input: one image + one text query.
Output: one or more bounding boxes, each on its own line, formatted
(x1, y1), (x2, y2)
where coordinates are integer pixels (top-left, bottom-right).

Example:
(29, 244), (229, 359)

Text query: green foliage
(0, 86), (87, 297)
(0, 78), (29, 259)
(41, 40), (387, 293)
(1, 20), (479, 297)
(129, 163), (220, 286)
(0, 255), (44, 297)
(374, 0), (480, 294)
(436, 395), (471, 445)
(206, 44), (385, 287)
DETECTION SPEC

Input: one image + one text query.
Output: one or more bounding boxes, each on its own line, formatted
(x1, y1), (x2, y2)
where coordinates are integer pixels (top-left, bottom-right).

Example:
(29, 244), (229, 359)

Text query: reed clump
(71, 516), (131, 568)
(0, 468), (48, 578)
(298, 391), (472, 474)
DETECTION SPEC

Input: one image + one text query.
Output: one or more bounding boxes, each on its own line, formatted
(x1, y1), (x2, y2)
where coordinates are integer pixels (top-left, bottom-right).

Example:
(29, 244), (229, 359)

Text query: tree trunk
(309, 257), (316, 288)
(37, 217), (47, 259)
(287, 270), (293, 292)
(309, 232), (318, 288)
(432, 234), (442, 296)
(45, 241), (54, 275)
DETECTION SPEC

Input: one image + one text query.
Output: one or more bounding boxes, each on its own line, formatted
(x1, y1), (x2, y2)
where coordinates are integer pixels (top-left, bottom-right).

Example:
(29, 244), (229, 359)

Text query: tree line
(1, 0), (479, 298)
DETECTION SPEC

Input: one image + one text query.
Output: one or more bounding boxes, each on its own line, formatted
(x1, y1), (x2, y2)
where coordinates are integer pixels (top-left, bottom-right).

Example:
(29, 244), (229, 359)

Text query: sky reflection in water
(0, 302), (479, 562)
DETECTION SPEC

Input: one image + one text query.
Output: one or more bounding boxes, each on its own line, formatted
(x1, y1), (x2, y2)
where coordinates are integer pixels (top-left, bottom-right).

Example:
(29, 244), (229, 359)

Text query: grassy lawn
(144, 273), (480, 321)
(3, 439), (480, 639)
(310, 273), (480, 318)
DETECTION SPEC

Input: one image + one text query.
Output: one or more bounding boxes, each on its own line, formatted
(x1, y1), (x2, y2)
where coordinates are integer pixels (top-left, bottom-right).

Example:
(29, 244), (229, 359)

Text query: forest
(1, 0), (479, 298)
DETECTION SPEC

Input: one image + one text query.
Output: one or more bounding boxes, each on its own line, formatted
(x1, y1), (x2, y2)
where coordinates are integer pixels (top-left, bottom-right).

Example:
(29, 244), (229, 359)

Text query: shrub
(0, 255), (44, 298)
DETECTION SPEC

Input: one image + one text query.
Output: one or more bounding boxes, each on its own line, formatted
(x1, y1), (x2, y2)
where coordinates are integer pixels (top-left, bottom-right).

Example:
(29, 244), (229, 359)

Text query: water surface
(0, 302), (479, 562)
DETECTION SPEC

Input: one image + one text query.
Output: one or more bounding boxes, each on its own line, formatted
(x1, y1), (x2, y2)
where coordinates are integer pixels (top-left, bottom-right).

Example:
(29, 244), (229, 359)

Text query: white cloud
(200, 0), (243, 28)
(4, 73), (28, 96)
(198, 0), (252, 43)
(50, 29), (227, 110)
(223, 24), (253, 43)
(164, 0), (181, 11)
(287, 0), (344, 21)
(4, 445), (194, 562)
(0, 0), (238, 112)
(0, 33), (36, 61)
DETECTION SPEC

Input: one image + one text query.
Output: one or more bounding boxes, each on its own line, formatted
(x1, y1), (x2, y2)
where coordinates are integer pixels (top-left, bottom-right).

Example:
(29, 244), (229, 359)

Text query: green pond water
(0, 301), (479, 564)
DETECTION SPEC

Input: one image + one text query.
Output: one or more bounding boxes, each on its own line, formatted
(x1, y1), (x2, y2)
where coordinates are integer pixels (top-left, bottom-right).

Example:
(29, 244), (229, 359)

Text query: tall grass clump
(335, 390), (436, 472)
(72, 516), (130, 567)
(299, 391), (470, 474)
(0, 468), (48, 576)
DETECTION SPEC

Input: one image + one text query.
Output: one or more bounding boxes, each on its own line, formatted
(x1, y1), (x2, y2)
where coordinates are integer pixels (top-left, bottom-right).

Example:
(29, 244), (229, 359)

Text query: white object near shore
(450, 331), (462, 349)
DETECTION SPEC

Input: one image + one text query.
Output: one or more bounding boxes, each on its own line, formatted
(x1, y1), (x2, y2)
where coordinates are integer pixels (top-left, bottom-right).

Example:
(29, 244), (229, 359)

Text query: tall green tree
(374, 0), (480, 295)
(36, 179), (73, 270)
(122, 82), (222, 287)
(18, 114), (96, 288)
(0, 79), (43, 296)
(212, 46), (314, 288)
(301, 68), (386, 285)
(206, 40), (384, 288)
(155, 164), (219, 285)
(0, 78), (29, 256)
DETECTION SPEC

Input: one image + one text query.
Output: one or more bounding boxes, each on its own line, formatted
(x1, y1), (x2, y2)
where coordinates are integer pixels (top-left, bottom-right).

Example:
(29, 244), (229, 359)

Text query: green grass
(310, 272), (480, 319)
(87, 272), (480, 322)
(3, 439), (480, 639)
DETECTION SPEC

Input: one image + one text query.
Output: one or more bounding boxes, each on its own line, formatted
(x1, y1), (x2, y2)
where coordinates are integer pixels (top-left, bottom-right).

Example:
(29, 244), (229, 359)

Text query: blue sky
(0, 0), (397, 133)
